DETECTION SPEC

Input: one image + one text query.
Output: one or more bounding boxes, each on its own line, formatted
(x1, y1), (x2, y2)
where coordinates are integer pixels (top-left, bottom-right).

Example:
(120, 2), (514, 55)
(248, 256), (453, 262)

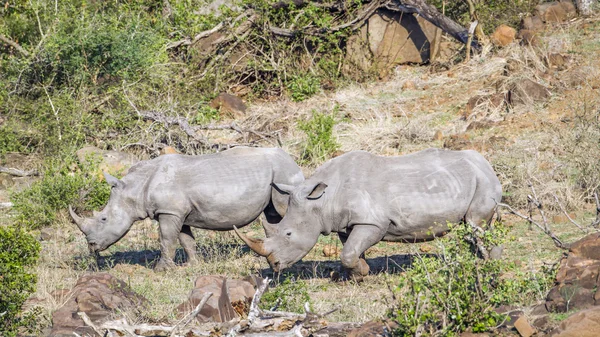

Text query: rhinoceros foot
(154, 258), (177, 272)
(333, 258), (370, 283)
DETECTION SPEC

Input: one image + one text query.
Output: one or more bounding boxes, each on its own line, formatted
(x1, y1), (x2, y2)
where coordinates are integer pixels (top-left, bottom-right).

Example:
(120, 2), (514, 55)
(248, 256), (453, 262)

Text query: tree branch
(0, 34), (30, 56)
(0, 167), (38, 177)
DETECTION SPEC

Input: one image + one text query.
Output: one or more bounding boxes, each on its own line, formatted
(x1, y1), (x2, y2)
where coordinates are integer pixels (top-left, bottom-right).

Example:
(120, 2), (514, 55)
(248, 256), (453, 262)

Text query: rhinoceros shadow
(253, 253), (433, 281)
(76, 242), (245, 270)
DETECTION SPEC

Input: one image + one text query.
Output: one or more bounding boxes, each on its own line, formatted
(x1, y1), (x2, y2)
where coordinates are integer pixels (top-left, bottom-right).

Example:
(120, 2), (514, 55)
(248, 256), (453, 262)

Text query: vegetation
(298, 110), (339, 165)
(0, 226), (41, 337)
(388, 221), (554, 336)
(261, 276), (311, 313)
(11, 156), (111, 230)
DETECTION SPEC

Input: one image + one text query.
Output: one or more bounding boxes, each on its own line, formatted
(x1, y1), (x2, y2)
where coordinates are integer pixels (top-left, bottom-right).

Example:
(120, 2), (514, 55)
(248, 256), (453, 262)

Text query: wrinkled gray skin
(69, 147), (304, 271)
(236, 148), (502, 280)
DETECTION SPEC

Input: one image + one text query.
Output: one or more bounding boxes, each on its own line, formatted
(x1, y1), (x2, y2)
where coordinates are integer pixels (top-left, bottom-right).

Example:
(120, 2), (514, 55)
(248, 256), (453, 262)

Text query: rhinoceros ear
(306, 182), (327, 200)
(103, 172), (122, 188)
(271, 182), (295, 195)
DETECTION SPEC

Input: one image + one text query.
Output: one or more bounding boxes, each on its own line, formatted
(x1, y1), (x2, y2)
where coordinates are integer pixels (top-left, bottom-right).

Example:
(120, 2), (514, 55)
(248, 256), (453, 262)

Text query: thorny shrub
(388, 221), (554, 336)
(0, 226), (41, 337)
(261, 276), (311, 313)
(11, 155), (111, 230)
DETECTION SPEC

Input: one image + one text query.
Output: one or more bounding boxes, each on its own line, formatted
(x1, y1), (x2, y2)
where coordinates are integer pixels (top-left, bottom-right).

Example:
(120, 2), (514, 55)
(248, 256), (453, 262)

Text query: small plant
(388, 221), (554, 336)
(298, 110), (339, 165)
(261, 276), (311, 313)
(191, 105), (220, 125)
(287, 74), (321, 102)
(11, 156), (111, 229)
(0, 225), (41, 337)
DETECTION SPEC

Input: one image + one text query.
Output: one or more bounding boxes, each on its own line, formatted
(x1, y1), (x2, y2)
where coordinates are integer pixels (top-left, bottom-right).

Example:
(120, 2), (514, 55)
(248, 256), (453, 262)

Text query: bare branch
(0, 34), (30, 56)
(0, 167), (38, 177)
(170, 292), (212, 337)
(552, 194), (587, 233)
(496, 202), (567, 249)
(78, 312), (114, 337)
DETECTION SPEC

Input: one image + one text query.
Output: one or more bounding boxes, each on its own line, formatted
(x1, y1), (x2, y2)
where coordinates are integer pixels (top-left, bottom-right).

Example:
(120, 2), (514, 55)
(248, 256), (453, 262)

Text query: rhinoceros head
(69, 172), (144, 253)
(235, 181), (328, 272)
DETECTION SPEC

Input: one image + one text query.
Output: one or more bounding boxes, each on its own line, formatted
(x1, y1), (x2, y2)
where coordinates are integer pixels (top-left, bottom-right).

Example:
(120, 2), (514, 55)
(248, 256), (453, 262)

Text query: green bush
(0, 226), (41, 337)
(298, 110), (339, 165)
(287, 74), (321, 102)
(261, 276), (311, 313)
(11, 157), (111, 229)
(389, 221), (553, 336)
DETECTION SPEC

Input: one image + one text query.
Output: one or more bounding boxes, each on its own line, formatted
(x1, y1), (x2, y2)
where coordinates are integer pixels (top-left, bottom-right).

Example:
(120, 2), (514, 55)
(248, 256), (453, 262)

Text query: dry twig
(0, 166), (38, 177)
(170, 292), (212, 337)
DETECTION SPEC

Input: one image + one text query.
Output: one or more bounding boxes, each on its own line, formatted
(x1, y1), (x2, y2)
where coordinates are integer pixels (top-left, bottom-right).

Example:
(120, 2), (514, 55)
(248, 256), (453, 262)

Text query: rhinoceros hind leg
(179, 225), (199, 264)
(154, 214), (183, 272)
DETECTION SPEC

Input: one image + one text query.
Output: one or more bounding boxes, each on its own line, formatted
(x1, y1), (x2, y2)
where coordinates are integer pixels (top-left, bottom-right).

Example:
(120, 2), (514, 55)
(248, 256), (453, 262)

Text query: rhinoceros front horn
(69, 205), (89, 234)
(233, 226), (270, 257)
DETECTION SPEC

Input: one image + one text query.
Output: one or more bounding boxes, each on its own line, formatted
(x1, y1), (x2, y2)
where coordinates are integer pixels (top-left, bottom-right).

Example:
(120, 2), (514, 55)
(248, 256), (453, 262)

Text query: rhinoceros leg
(155, 214), (183, 272)
(339, 225), (385, 281)
(179, 225), (199, 264)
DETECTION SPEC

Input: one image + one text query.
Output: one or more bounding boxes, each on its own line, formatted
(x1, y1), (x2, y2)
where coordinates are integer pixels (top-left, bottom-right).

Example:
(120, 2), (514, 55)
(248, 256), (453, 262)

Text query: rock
(323, 244), (340, 257)
(508, 79), (551, 106)
(532, 315), (550, 331)
(518, 29), (540, 46)
(491, 25), (517, 47)
(402, 80), (416, 90)
(159, 146), (179, 155)
(460, 333), (490, 337)
(521, 16), (545, 32)
(209, 93), (247, 120)
(548, 53), (568, 69)
(514, 316), (536, 337)
(419, 243), (433, 253)
(347, 319), (396, 337)
(569, 233), (600, 260)
(40, 227), (54, 241)
(464, 93), (506, 119)
(344, 9), (437, 78)
(433, 130), (444, 141)
(443, 134), (472, 151)
(76, 146), (139, 179)
(548, 306), (600, 337)
(49, 273), (147, 337)
(176, 275), (256, 323)
(535, 1), (577, 23)
(467, 120), (496, 131)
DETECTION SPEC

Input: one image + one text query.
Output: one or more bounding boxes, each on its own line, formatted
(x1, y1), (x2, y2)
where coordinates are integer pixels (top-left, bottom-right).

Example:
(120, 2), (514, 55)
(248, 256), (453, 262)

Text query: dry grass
(13, 14), (600, 335)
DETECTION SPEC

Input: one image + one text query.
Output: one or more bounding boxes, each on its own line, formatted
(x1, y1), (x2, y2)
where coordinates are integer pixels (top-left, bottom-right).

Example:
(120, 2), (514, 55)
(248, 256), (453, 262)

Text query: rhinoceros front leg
(339, 225), (385, 281)
(155, 214), (183, 272)
(179, 225), (199, 265)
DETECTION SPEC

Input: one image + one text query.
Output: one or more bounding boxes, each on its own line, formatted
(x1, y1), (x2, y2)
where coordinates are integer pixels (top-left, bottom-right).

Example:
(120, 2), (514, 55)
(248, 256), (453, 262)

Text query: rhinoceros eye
(286, 231), (292, 237)
(101, 216), (107, 222)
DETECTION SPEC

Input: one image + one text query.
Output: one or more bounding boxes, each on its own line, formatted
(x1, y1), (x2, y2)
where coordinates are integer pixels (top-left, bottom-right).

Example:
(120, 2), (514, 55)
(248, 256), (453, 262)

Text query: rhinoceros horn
(233, 226), (270, 257)
(262, 221), (279, 237)
(69, 205), (90, 234)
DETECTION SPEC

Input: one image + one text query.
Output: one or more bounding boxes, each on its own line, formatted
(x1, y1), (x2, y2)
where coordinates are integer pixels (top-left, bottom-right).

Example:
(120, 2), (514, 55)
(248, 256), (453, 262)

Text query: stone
(467, 120), (496, 131)
(347, 320), (396, 337)
(176, 276), (255, 323)
(508, 79), (551, 106)
(443, 134), (472, 151)
(518, 29), (540, 46)
(40, 228), (54, 241)
(402, 80), (416, 90)
(209, 93), (247, 120)
(464, 93), (506, 119)
(491, 25), (517, 47)
(323, 244), (340, 257)
(514, 316), (536, 337)
(521, 16), (545, 31)
(569, 233), (600, 260)
(49, 273), (147, 337)
(76, 146), (139, 179)
(548, 306), (600, 337)
(419, 243), (433, 253)
(344, 9), (437, 78)
(460, 333), (490, 337)
(535, 1), (577, 23)
(548, 53), (568, 69)
(433, 130), (443, 141)
(159, 146), (179, 155)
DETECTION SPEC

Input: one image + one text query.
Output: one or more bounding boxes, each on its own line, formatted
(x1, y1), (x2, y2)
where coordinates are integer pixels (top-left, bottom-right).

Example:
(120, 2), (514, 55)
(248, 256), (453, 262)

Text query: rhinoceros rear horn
(233, 226), (270, 257)
(69, 205), (89, 234)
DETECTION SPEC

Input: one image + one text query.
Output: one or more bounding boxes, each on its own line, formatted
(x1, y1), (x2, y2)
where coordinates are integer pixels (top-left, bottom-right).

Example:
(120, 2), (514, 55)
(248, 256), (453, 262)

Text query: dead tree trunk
(386, 0), (476, 47)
